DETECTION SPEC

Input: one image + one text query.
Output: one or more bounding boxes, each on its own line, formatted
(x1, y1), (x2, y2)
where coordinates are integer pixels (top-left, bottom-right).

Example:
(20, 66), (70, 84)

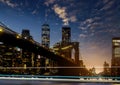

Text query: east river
(0, 80), (119, 85)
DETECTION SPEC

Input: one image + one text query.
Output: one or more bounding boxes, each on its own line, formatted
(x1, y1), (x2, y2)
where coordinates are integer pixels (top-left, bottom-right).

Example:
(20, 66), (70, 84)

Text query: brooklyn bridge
(0, 21), (90, 76)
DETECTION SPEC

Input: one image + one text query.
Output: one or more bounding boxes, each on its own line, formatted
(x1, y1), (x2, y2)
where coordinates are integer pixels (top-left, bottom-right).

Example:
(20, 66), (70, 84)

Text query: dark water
(0, 80), (118, 85)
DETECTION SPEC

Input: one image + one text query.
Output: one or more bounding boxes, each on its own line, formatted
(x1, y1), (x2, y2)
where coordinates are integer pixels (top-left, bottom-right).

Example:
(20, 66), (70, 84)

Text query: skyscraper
(62, 26), (71, 44)
(41, 24), (51, 75)
(41, 24), (50, 48)
(111, 37), (120, 76)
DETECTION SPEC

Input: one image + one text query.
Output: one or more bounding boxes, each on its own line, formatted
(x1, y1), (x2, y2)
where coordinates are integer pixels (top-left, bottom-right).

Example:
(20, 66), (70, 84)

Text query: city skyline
(0, 0), (120, 73)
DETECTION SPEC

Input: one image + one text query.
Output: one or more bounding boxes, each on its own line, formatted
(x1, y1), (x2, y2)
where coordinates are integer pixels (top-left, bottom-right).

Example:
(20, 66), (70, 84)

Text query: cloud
(51, 1), (78, 25)
(80, 19), (93, 31)
(80, 16), (102, 31)
(0, 0), (17, 8)
(79, 34), (87, 38)
(102, 0), (109, 4)
(89, 22), (103, 30)
(69, 15), (77, 22)
(100, 0), (115, 11)
(44, 0), (55, 6)
(32, 10), (38, 15)
(85, 18), (94, 24)
(52, 4), (69, 25)
(79, 27), (86, 30)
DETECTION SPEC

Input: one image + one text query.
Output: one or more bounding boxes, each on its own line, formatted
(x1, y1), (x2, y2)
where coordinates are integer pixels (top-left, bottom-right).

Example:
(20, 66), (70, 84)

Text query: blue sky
(0, 0), (120, 73)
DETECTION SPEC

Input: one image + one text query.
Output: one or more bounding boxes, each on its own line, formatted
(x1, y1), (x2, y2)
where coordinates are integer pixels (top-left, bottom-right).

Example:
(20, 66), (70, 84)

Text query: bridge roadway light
(16, 34), (21, 39)
(0, 27), (3, 32)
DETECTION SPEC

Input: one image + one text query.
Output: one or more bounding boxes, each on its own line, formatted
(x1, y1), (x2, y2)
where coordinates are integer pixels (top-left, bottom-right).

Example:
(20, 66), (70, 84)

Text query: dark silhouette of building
(62, 26), (71, 44)
(21, 29), (33, 74)
(89, 67), (96, 76)
(103, 61), (110, 76)
(22, 29), (33, 40)
(111, 37), (120, 77)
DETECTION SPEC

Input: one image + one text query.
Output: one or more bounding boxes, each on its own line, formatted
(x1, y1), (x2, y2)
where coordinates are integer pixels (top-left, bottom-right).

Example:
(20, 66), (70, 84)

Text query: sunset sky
(0, 0), (120, 73)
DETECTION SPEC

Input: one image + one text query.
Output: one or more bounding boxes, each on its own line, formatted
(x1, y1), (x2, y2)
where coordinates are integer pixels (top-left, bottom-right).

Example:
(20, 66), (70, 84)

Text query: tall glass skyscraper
(41, 24), (51, 74)
(41, 24), (50, 48)
(111, 37), (120, 76)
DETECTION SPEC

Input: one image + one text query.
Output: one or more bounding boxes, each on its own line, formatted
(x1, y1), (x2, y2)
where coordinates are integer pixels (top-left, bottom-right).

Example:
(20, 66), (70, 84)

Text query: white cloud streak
(79, 34), (87, 38)
(101, 0), (114, 10)
(52, 4), (77, 25)
(32, 10), (38, 15)
(44, 0), (55, 6)
(102, 0), (109, 4)
(80, 16), (102, 30)
(0, 0), (17, 8)
(52, 4), (69, 25)
(44, 0), (78, 25)
(69, 15), (77, 22)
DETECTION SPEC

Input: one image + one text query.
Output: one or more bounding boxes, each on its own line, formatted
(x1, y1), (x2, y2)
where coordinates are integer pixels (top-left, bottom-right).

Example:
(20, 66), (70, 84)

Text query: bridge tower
(21, 29), (33, 74)
(71, 42), (79, 64)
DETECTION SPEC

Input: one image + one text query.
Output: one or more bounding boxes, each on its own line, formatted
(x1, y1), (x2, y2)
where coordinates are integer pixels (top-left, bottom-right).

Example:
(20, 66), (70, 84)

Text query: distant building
(22, 29), (33, 40)
(103, 61), (110, 76)
(89, 67), (96, 76)
(0, 42), (22, 74)
(62, 26), (71, 45)
(111, 37), (120, 76)
(41, 24), (52, 75)
(41, 24), (50, 48)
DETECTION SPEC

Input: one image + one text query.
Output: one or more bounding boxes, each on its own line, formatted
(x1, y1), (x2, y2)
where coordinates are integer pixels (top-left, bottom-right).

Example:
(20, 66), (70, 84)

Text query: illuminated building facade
(111, 37), (120, 76)
(41, 24), (53, 75)
(41, 24), (50, 48)
(0, 42), (22, 74)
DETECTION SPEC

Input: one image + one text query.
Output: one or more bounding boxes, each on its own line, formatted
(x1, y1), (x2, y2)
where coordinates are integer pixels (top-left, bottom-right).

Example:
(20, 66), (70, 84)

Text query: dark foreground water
(0, 80), (119, 85)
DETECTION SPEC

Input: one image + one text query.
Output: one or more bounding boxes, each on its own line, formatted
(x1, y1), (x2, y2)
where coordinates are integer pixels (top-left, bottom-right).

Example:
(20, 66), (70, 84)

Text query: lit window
(113, 40), (120, 43)
(114, 42), (120, 46)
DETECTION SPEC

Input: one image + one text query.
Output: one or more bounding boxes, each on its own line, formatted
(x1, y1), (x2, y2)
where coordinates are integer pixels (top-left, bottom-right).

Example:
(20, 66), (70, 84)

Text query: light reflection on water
(0, 80), (119, 85)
